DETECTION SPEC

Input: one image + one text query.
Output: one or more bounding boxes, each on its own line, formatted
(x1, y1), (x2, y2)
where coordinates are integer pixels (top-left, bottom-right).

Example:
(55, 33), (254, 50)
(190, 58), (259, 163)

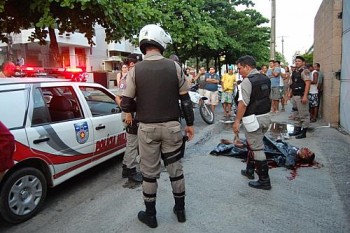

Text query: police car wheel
(0, 167), (47, 224)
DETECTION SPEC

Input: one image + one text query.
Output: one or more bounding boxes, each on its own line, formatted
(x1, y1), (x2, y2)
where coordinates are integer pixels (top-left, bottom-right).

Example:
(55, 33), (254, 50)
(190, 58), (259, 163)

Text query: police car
(0, 78), (126, 223)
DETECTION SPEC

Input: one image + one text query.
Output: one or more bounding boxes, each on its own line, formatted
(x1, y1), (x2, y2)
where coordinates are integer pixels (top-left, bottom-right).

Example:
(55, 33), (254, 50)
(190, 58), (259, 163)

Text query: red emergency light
(65, 67), (83, 73)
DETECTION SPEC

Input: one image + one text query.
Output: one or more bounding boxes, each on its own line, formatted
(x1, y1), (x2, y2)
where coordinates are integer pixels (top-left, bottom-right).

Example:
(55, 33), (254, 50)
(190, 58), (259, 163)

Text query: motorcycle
(187, 84), (215, 124)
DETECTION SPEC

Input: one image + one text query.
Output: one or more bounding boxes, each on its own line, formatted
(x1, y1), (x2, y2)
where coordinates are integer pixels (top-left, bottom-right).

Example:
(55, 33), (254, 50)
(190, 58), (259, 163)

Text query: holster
(126, 122), (139, 135)
(161, 136), (188, 166)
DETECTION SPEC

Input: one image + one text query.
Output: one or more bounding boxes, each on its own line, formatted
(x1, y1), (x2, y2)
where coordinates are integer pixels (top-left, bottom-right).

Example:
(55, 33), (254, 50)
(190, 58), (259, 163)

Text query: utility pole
(270, 0), (276, 60)
(277, 35), (287, 62)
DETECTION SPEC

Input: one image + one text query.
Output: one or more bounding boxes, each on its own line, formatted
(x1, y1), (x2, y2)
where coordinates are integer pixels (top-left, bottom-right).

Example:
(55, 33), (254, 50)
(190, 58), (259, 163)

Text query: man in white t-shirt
(307, 64), (319, 122)
(274, 60), (286, 111)
(274, 61), (286, 111)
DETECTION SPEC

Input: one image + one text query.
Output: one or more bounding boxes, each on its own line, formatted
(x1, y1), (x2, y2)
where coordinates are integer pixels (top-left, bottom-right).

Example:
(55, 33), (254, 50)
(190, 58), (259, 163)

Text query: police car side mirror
(113, 106), (122, 113)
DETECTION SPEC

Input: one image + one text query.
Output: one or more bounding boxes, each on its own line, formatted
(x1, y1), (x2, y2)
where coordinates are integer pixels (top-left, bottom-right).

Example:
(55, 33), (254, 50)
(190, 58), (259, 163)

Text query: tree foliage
(153, 0), (270, 70)
(0, 0), (271, 68)
(301, 52), (313, 65)
(0, 0), (158, 44)
(0, 0), (158, 63)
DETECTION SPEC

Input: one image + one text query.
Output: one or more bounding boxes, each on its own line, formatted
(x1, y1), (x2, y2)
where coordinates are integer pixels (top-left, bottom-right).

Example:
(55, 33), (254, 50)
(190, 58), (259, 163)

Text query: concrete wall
(339, 0), (350, 133)
(313, 0), (343, 127)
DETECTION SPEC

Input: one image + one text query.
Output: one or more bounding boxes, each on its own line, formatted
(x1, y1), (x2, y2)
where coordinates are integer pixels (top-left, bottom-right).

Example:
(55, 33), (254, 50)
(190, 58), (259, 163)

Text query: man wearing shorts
(194, 67), (206, 96)
(204, 67), (220, 113)
(267, 60), (282, 113)
(221, 65), (236, 120)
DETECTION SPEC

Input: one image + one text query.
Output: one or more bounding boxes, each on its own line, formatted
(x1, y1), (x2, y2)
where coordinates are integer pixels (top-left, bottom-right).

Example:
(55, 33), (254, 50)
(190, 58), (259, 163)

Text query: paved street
(1, 102), (349, 233)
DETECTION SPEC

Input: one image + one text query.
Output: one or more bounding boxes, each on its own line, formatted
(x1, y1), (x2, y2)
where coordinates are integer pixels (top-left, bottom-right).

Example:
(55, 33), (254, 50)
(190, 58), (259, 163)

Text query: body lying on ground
(210, 135), (315, 169)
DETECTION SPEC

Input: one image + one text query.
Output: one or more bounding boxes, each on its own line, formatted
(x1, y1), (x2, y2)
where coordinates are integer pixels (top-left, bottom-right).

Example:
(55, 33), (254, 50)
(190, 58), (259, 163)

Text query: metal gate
(340, 0), (350, 134)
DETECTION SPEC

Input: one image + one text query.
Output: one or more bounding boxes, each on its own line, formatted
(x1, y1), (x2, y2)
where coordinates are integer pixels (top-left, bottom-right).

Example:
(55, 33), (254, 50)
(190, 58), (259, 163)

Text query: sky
(248, 0), (323, 65)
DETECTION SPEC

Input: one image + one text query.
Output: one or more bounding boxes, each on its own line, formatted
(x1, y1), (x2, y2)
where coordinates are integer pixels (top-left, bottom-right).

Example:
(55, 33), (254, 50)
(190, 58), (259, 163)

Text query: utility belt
(139, 117), (179, 124)
(292, 87), (304, 96)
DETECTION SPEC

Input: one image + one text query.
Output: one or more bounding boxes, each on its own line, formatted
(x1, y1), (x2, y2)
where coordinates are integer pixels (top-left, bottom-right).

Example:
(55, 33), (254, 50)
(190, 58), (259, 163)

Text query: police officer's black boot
(241, 159), (255, 179)
(128, 167), (143, 183)
(122, 164), (129, 178)
(289, 126), (301, 136)
(173, 196), (186, 223)
(295, 127), (307, 139)
(138, 201), (158, 228)
(248, 160), (271, 190)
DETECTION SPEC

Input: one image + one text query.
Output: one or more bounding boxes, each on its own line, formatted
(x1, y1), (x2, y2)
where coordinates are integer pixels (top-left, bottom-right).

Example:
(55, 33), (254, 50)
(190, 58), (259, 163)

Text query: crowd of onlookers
(184, 65), (239, 122)
(260, 59), (323, 123)
(185, 57), (323, 128)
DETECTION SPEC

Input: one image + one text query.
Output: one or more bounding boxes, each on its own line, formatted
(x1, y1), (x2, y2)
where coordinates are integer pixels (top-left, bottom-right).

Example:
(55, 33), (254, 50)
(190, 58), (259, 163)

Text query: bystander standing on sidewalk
(307, 64), (319, 122)
(267, 60), (281, 113)
(193, 67), (206, 96)
(204, 67), (220, 114)
(220, 65), (236, 120)
(314, 63), (323, 119)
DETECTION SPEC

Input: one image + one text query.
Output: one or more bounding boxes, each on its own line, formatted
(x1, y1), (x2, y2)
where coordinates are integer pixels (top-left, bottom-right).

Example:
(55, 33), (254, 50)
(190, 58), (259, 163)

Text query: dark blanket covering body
(210, 136), (299, 169)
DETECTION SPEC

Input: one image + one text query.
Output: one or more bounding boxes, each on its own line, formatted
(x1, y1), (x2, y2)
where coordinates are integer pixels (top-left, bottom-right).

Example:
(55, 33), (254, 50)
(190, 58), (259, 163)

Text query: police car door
(26, 84), (95, 182)
(0, 83), (31, 165)
(77, 85), (125, 163)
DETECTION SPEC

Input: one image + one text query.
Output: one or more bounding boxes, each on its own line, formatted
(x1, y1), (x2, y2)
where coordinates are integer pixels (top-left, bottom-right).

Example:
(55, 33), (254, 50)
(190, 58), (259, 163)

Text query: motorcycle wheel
(199, 103), (214, 124)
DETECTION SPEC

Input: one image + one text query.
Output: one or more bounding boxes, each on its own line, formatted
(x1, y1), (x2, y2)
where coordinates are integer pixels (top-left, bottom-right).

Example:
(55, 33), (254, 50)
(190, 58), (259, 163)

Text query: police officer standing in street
(115, 54), (143, 185)
(121, 24), (194, 228)
(288, 56), (311, 139)
(233, 55), (272, 190)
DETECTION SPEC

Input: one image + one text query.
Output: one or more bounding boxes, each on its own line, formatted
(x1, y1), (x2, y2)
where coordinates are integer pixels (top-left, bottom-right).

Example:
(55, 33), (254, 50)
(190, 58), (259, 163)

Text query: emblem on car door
(75, 122), (89, 144)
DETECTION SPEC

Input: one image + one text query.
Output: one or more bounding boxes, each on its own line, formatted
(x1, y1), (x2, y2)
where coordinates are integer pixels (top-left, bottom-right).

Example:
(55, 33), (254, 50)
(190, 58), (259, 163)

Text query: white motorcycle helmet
(139, 24), (172, 54)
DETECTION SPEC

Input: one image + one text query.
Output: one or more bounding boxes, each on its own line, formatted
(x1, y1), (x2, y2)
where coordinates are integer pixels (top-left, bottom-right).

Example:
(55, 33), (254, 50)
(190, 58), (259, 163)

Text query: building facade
(313, 0), (349, 133)
(0, 25), (141, 73)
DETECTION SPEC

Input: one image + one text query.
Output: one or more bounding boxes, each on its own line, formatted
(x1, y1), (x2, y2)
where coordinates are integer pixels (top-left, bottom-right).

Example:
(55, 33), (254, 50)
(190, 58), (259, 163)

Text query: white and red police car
(0, 78), (126, 223)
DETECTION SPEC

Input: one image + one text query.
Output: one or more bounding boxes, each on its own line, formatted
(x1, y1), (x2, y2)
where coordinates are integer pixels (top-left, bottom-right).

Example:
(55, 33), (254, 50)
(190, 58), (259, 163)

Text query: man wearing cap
(221, 65), (237, 120)
(288, 56), (311, 139)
